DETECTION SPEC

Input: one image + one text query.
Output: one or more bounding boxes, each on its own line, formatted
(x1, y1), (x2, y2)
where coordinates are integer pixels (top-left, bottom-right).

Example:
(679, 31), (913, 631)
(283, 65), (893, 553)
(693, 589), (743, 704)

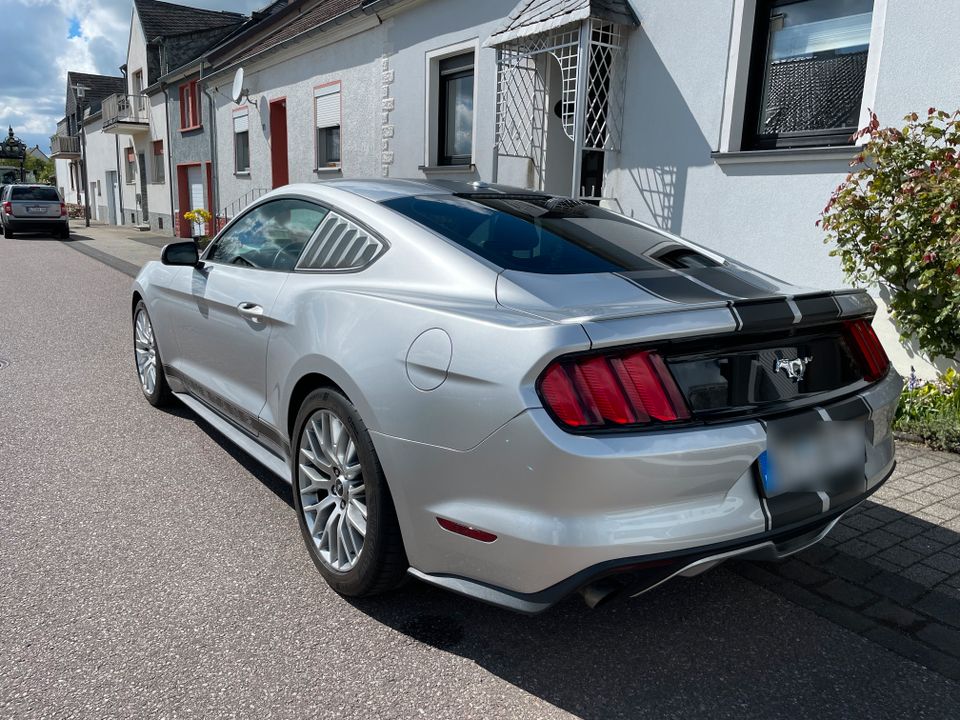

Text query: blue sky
(0, 0), (263, 156)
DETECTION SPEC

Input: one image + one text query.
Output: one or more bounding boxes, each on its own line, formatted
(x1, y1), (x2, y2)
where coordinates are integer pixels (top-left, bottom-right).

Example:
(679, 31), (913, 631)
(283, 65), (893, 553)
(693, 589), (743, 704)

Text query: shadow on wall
(617, 26), (712, 234)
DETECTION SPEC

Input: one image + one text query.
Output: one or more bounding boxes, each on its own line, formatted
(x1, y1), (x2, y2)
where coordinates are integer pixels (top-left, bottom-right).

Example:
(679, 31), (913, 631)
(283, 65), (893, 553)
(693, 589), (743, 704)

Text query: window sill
(710, 146), (858, 165)
(419, 163), (476, 174)
(315, 166), (342, 175)
(235, 171), (251, 177)
(179, 124), (203, 133)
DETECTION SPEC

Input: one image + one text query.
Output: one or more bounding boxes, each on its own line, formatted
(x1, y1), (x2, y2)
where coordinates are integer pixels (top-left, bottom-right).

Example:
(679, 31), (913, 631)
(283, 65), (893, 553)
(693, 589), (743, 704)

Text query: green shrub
(820, 109), (960, 361)
(895, 367), (960, 452)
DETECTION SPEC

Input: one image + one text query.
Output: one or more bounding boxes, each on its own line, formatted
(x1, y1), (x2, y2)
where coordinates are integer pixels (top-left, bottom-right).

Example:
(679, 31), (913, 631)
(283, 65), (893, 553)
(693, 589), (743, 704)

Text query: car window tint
(380, 194), (698, 274)
(11, 186), (60, 201)
(298, 212), (384, 270)
(209, 198), (328, 271)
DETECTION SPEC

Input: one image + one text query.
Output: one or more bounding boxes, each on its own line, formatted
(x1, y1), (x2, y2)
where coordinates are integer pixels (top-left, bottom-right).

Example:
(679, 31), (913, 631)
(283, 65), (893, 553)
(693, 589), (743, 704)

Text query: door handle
(237, 302), (265, 322)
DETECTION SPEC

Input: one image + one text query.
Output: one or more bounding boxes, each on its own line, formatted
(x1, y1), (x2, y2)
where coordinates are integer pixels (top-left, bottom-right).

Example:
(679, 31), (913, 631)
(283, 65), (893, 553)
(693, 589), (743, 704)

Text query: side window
(298, 212), (384, 271)
(208, 199), (329, 271)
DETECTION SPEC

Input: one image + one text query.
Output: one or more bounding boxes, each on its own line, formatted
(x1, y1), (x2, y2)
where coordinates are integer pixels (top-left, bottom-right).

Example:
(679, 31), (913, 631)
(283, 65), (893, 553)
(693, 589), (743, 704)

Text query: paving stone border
(732, 442), (960, 682)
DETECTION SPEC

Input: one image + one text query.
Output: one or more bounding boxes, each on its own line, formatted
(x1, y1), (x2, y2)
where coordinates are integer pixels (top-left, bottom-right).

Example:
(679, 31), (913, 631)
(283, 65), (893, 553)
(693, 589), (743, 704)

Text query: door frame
(269, 97), (289, 189)
(176, 161), (214, 238)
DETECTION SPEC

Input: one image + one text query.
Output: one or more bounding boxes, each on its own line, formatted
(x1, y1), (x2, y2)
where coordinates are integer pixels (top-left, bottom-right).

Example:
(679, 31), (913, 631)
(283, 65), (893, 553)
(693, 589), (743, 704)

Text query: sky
(0, 0), (264, 155)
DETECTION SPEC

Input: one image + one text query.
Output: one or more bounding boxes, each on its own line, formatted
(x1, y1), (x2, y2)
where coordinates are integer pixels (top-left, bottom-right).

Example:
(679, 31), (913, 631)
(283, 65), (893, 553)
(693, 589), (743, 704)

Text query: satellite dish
(231, 68), (245, 104)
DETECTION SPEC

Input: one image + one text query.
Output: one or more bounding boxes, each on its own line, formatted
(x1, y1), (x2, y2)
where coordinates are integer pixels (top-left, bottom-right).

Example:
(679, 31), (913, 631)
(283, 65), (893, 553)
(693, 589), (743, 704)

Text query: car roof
(320, 177), (549, 203)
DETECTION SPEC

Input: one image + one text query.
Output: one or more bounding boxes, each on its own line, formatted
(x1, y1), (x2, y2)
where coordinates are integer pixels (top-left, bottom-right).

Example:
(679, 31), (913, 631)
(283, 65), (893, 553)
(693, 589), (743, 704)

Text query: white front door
(186, 165), (205, 236)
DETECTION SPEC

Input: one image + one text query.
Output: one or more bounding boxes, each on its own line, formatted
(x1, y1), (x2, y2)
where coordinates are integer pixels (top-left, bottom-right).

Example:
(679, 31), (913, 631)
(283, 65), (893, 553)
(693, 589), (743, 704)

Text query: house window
(125, 148), (136, 183)
(179, 81), (201, 130)
(437, 52), (474, 165)
(743, 0), (874, 150)
(69, 163), (75, 190)
(152, 140), (165, 183)
(315, 83), (342, 169)
(234, 111), (250, 173)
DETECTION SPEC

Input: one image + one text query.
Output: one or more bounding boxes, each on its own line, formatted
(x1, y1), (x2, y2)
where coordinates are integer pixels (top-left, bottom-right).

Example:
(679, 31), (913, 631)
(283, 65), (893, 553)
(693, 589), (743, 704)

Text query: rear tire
(59, 226), (70, 240)
(291, 388), (407, 597)
(3, 226), (14, 239)
(133, 300), (172, 407)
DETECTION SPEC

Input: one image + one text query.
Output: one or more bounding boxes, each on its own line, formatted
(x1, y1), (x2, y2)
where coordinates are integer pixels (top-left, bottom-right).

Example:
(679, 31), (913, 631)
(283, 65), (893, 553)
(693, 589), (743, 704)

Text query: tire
(59, 226), (70, 240)
(291, 388), (407, 597)
(3, 225), (14, 239)
(133, 300), (172, 406)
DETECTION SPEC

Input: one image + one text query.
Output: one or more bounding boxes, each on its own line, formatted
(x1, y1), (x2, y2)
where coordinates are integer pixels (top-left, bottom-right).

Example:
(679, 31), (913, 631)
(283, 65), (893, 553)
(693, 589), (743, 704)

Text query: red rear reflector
(843, 319), (889, 382)
(60, 202), (67, 217)
(537, 349), (690, 430)
(2, 201), (10, 214)
(437, 517), (497, 543)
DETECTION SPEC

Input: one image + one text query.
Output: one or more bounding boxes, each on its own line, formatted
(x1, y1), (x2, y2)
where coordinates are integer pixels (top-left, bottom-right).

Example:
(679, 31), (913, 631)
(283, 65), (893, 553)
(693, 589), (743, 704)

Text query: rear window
(381, 194), (707, 274)
(11, 186), (60, 201)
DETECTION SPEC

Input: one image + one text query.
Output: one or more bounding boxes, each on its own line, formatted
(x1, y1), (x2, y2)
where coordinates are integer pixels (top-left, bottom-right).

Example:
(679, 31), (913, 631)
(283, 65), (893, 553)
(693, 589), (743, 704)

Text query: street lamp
(73, 85), (91, 228)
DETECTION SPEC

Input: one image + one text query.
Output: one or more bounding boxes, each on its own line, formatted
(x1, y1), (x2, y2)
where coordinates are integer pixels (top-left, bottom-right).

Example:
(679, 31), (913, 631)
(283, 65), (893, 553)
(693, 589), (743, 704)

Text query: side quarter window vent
(298, 213), (383, 271)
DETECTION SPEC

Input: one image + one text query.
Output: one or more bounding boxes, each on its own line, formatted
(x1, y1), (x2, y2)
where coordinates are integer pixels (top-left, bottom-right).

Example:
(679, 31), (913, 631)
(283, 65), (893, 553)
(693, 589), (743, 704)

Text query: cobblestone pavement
(732, 442), (960, 681)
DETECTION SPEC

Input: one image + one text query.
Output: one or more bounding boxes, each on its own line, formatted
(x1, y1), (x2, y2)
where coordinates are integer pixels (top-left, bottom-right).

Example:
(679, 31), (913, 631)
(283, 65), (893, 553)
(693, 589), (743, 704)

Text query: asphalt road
(1, 237), (959, 719)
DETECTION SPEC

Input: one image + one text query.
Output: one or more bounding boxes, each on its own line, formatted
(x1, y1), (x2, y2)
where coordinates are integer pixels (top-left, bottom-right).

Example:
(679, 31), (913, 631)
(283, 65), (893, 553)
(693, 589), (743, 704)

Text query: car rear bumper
(374, 369), (901, 611)
(3, 217), (69, 232)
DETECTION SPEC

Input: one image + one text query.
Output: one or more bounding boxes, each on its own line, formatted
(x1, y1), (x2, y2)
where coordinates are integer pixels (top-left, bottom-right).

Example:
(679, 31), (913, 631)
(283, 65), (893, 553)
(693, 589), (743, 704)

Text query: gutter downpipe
(157, 37), (176, 237)
(199, 56), (219, 220)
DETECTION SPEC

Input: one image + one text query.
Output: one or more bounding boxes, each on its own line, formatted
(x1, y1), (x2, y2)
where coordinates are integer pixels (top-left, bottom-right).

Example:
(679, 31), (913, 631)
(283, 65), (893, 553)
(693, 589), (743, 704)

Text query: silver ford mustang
(131, 179), (899, 612)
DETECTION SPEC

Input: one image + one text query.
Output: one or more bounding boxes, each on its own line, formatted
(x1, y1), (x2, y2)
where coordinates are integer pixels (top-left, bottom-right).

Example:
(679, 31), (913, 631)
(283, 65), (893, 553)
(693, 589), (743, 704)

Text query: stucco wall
(212, 23), (386, 217)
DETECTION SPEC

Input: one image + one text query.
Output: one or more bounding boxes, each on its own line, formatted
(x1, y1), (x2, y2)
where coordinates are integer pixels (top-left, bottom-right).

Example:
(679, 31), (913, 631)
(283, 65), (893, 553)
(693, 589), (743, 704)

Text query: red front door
(269, 98), (289, 189)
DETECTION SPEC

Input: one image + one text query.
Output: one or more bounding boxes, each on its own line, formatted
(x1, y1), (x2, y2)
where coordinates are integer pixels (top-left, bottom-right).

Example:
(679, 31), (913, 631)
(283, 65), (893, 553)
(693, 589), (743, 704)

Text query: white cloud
(0, 0), (263, 152)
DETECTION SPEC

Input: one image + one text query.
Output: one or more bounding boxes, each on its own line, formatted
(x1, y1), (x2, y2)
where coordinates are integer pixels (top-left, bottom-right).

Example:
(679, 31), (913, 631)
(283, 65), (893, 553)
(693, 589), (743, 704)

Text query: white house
(198, 0), (960, 374)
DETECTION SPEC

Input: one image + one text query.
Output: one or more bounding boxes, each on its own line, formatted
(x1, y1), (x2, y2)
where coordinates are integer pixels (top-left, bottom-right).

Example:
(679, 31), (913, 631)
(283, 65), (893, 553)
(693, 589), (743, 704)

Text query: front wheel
(133, 301), (171, 406)
(291, 389), (407, 597)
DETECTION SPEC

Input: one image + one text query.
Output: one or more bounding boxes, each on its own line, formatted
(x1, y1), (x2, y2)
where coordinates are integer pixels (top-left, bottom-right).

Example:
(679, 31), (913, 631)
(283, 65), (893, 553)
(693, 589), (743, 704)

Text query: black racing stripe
(766, 492), (824, 528)
(618, 270), (731, 304)
(733, 298), (796, 332)
(679, 267), (780, 300)
(794, 294), (842, 326)
(824, 396), (870, 422)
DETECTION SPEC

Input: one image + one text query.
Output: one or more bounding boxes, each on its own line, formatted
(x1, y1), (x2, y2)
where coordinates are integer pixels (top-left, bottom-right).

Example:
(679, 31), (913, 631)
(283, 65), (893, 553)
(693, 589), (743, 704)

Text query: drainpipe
(115, 135), (124, 225)
(161, 82), (175, 236)
(199, 57), (219, 217)
(491, 48), (500, 184)
(157, 36), (176, 236)
(79, 99), (90, 227)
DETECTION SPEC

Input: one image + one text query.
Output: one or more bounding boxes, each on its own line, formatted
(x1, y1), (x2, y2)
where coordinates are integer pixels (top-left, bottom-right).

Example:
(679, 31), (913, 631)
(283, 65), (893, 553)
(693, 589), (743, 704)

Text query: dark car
(1, 184), (69, 239)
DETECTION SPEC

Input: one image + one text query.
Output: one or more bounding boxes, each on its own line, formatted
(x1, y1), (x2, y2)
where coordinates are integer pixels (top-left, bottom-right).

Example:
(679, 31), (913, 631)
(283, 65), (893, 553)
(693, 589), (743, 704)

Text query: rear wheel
(3, 225), (14, 239)
(292, 388), (407, 597)
(133, 301), (171, 406)
(59, 226), (70, 240)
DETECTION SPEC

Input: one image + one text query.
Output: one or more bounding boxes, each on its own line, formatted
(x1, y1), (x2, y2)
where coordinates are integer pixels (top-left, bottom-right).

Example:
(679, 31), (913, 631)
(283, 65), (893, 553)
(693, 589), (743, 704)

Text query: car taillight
(843, 318), (889, 382)
(60, 202), (67, 217)
(2, 201), (11, 214)
(538, 350), (690, 430)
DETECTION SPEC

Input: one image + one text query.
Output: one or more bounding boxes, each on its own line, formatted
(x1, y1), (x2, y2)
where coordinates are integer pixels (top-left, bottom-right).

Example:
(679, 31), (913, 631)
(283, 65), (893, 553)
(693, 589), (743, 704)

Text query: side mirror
(161, 240), (200, 266)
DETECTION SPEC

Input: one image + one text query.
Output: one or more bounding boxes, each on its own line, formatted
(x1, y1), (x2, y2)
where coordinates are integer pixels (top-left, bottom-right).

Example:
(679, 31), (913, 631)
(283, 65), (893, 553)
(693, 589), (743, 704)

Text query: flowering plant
(819, 108), (960, 360)
(183, 207), (212, 226)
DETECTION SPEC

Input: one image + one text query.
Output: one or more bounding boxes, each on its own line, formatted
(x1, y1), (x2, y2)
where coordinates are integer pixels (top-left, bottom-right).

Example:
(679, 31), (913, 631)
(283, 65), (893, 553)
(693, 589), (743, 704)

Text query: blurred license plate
(26, 206), (45, 214)
(759, 422), (865, 497)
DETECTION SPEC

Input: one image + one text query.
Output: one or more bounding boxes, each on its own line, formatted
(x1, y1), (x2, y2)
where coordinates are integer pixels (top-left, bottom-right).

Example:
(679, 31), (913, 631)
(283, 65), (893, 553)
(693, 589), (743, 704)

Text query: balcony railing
(49, 134), (81, 157)
(102, 93), (149, 132)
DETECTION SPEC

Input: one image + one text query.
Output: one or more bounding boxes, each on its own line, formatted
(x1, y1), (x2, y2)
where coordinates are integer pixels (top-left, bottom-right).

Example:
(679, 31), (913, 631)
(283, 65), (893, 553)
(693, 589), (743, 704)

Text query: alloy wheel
(134, 309), (158, 395)
(298, 409), (367, 572)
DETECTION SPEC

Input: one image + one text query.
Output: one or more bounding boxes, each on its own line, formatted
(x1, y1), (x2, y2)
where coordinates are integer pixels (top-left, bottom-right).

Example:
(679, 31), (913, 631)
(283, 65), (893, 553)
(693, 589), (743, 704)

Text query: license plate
(759, 422), (865, 497)
(26, 206), (46, 214)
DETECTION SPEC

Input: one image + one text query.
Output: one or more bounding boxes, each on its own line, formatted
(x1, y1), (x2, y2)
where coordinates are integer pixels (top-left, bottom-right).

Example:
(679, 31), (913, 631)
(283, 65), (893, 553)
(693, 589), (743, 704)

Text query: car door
(168, 197), (329, 444)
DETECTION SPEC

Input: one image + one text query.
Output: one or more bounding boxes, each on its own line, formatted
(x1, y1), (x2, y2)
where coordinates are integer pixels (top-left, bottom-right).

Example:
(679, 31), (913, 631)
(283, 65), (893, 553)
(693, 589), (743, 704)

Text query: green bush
(895, 367), (960, 452)
(820, 109), (960, 361)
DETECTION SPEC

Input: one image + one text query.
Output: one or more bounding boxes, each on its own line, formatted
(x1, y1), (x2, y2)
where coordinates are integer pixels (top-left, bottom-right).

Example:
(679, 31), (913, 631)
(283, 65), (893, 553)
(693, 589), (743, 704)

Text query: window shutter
(315, 87), (340, 129)
(234, 112), (249, 133)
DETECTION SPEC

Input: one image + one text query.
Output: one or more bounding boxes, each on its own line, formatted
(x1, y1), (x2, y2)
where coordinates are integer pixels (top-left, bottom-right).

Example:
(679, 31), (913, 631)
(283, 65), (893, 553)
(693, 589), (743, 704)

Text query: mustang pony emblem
(775, 356), (813, 382)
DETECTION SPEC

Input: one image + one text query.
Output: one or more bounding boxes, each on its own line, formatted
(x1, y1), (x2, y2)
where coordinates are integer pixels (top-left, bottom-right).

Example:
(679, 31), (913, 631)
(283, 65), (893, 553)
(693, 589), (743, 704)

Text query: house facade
(51, 0), (960, 373)
(50, 72), (125, 209)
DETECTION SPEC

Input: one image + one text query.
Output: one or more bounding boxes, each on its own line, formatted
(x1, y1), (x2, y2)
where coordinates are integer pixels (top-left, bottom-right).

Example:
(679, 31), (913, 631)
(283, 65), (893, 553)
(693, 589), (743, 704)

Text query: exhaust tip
(579, 576), (631, 609)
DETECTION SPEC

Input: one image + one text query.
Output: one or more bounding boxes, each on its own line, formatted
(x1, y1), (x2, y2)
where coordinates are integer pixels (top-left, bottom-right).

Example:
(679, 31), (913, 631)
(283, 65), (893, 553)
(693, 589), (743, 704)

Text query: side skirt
(174, 392), (292, 484)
